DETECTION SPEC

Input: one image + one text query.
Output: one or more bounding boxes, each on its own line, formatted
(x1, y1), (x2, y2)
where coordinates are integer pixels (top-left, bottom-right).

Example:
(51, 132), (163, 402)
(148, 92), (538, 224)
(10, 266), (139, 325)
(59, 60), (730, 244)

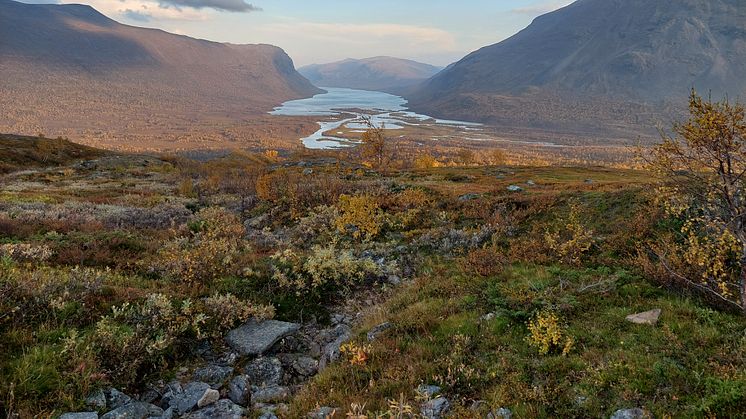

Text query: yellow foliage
(526, 310), (574, 356)
(545, 202), (595, 265)
(340, 341), (372, 366)
(335, 194), (384, 240)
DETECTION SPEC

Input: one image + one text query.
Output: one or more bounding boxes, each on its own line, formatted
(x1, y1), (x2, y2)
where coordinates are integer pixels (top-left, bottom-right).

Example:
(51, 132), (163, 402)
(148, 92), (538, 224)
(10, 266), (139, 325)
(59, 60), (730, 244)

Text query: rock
(60, 413), (98, 419)
(258, 413), (278, 419)
(196, 389), (220, 408)
(526, 180), (536, 186)
(480, 312), (496, 322)
(487, 407), (513, 419)
(506, 185), (523, 192)
(458, 193), (481, 202)
(152, 407), (173, 419)
(226, 320), (301, 356)
(303, 168), (314, 175)
(292, 356), (319, 377)
(367, 322), (392, 342)
(162, 381), (211, 415)
(421, 397), (450, 419)
(192, 365), (234, 388)
(308, 406), (337, 418)
(85, 389), (107, 410)
(228, 375), (251, 406)
(244, 357), (283, 386)
(182, 399), (245, 419)
(139, 388), (161, 404)
(251, 386), (290, 404)
(625, 309), (661, 326)
(386, 275), (401, 285)
(610, 408), (650, 419)
(101, 402), (163, 419)
(416, 384), (441, 398)
(584, 179), (594, 184)
(104, 388), (132, 410)
(318, 325), (351, 371)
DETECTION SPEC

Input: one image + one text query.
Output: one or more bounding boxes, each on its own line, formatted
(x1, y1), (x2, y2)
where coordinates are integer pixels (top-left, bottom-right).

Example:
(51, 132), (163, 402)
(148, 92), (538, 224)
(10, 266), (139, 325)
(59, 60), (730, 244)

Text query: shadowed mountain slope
(299, 56), (441, 92)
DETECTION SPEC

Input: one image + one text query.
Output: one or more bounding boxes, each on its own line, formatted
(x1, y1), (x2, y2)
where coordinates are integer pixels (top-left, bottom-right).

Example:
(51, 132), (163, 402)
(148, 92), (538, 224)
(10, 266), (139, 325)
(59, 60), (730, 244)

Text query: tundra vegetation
(1, 94), (745, 418)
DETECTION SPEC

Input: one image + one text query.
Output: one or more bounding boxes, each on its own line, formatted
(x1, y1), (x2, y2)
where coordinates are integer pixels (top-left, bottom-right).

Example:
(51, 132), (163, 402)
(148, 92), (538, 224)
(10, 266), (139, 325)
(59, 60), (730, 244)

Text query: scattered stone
(487, 407), (513, 419)
(469, 400), (486, 411)
(216, 352), (239, 366)
(226, 320), (301, 356)
(228, 375), (251, 406)
(85, 389), (107, 410)
(386, 274), (401, 285)
(458, 193), (481, 202)
(138, 388), (161, 404)
(292, 356), (319, 377)
(584, 179), (594, 184)
(104, 388), (132, 410)
(162, 381), (211, 415)
(258, 413), (278, 419)
(416, 384), (441, 398)
(421, 397), (450, 419)
(625, 309), (661, 326)
(303, 168), (314, 175)
(610, 408), (650, 419)
(251, 386), (290, 404)
(244, 357), (283, 386)
(60, 413), (98, 419)
(506, 185), (523, 192)
(192, 365), (234, 388)
(196, 388), (220, 408)
(308, 406), (337, 418)
(480, 312), (496, 322)
(100, 402), (163, 419)
(152, 407), (173, 419)
(318, 324), (352, 371)
(526, 180), (536, 186)
(367, 322), (392, 341)
(182, 399), (245, 419)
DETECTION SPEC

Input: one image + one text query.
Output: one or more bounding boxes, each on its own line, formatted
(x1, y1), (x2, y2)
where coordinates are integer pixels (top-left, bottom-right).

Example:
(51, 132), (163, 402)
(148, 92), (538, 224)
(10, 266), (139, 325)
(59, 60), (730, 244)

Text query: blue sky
(24, 0), (572, 66)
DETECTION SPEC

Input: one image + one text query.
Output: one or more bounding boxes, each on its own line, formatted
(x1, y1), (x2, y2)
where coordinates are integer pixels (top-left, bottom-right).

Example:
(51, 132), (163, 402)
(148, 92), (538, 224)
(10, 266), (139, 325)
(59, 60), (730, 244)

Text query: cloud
(511, 0), (573, 16)
(157, 0), (261, 12)
(122, 8), (152, 21)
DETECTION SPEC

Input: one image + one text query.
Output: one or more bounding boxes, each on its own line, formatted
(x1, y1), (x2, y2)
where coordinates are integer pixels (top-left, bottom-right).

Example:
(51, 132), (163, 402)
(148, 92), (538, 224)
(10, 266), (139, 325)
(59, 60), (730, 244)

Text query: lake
(270, 87), (481, 149)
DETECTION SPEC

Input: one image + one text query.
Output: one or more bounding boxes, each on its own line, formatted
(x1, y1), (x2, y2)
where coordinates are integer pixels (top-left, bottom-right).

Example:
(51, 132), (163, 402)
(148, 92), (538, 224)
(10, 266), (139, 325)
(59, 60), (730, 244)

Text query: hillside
(299, 56), (441, 92)
(0, 134), (109, 174)
(0, 0), (321, 151)
(407, 0), (746, 141)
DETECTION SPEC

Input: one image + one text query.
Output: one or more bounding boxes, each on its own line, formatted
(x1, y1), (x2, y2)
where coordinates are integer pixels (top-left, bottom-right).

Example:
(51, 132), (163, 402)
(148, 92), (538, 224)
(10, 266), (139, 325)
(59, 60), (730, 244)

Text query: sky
(22, 0), (573, 67)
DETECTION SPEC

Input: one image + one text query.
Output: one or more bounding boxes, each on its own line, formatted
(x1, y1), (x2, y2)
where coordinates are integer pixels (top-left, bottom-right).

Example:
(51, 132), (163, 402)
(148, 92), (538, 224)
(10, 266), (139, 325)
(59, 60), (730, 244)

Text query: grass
(0, 135), (744, 418)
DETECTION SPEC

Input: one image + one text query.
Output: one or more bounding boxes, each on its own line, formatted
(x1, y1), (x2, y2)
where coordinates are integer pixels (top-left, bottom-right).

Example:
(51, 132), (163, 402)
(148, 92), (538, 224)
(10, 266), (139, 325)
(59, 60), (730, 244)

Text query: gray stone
(104, 388), (132, 410)
(292, 356), (319, 376)
(308, 406), (337, 418)
(526, 180), (536, 186)
(192, 365), (234, 388)
(251, 386), (290, 404)
(85, 389), (106, 410)
(303, 168), (314, 175)
(625, 309), (661, 326)
(100, 402), (163, 419)
(480, 312), (496, 322)
(506, 185), (523, 192)
(197, 389), (220, 408)
(487, 407), (513, 419)
(421, 397), (450, 419)
(228, 375), (251, 406)
(610, 408), (649, 419)
(244, 356), (283, 386)
(258, 413), (278, 419)
(139, 388), (161, 404)
(162, 381), (211, 415)
(458, 193), (481, 202)
(151, 407), (173, 419)
(367, 322), (392, 342)
(318, 324), (351, 371)
(182, 399), (245, 419)
(416, 384), (441, 398)
(226, 320), (301, 356)
(60, 413), (98, 419)
(386, 275), (401, 285)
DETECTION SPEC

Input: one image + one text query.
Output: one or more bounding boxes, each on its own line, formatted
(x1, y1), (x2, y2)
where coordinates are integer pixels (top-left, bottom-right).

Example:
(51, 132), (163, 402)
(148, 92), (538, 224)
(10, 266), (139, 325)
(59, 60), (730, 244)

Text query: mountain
(0, 0), (321, 151)
(407, 0), (746, 140)
(299, 57), (441, 92)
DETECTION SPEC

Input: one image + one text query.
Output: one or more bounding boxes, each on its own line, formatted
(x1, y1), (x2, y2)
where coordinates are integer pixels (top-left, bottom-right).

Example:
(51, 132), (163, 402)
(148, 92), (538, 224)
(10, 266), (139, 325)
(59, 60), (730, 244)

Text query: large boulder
(161, 382), (211, 415)
(226, 320), (301, 356)
(192, 365), (234, 389)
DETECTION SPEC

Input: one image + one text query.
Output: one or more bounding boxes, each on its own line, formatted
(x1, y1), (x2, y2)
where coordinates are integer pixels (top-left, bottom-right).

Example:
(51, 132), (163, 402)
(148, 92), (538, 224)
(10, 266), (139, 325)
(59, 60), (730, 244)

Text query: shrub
(462, 247), (507, 277)
(545, 202), (595, 266)
(335, 194), (384, 240)
(271, 244), (381, 296)
(153, 207), (246, 285)
(525, 310), (574, 356)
